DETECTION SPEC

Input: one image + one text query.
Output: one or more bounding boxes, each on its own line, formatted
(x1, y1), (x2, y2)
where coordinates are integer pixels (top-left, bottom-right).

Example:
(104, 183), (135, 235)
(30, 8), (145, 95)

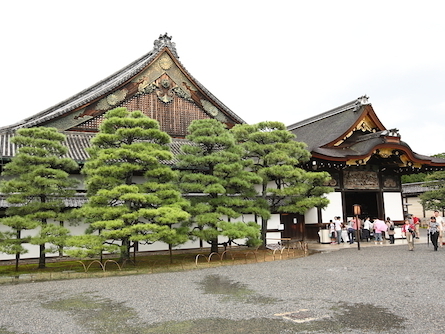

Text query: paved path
(308, 227), (431, 251)
(0, 229), (444, 333)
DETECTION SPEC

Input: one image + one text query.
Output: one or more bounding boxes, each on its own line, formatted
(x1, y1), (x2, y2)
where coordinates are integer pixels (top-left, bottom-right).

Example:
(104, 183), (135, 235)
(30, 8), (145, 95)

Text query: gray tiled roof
(402, 181), (436, 195)
(287, 96), (372, 153)
(0, 130), (192, 164)
(0, 195), (87, 208)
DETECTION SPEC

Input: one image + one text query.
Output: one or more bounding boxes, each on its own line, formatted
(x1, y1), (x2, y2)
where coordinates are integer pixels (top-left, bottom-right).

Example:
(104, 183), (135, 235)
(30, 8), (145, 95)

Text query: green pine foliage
(0, 127), (79, 269)
(401, 173), (428, 184)
(231, 121), (333, 245)
(69, 108), (190, 263)
(177, 119), (263, 253)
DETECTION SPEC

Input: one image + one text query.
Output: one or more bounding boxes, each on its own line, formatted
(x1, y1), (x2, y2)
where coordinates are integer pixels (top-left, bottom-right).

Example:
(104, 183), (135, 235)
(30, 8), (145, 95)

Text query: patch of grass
(0, 327), (18, 334)
(0, 247), (308, 284)
(42, 294), (143, 334)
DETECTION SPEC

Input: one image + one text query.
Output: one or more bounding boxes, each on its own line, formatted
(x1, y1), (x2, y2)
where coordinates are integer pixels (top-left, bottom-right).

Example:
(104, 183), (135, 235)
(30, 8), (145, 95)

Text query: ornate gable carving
(334, 114), (380, 146)
(47, 49), (227, 133)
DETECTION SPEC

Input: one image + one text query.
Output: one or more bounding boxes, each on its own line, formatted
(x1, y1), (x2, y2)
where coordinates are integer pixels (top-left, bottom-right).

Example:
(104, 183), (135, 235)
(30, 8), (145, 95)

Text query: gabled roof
(402, 181), (436, 195)
(288, 96), (445, 170)
(2, 33), (244, 135)
(287, 96), (384, 152)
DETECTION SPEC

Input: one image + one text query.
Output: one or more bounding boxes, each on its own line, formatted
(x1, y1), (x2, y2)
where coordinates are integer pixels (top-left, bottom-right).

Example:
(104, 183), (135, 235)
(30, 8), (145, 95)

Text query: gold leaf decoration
(201, 100), (219, 116)
(96, 89), (128, 110)
(158, 55), (173, 70)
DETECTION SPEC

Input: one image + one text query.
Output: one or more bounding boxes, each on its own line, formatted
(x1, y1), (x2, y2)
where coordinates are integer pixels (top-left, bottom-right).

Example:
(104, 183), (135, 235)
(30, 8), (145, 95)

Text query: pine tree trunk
(120, 237), (131, 263)
(210, 238), (218, 254)
(15, 252), (19, 272)
(169, 244), (173, 264)
(15, 230), (20, 272)
(261, 217), (268, 248)
(38, 218), (47, 269)
(261, 183), (269, 248)
(38, 244), (46, 269)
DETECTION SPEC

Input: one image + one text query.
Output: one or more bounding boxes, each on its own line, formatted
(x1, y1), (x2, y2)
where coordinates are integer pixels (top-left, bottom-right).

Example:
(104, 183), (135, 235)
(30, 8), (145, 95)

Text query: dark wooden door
(281, 213), (305, 241)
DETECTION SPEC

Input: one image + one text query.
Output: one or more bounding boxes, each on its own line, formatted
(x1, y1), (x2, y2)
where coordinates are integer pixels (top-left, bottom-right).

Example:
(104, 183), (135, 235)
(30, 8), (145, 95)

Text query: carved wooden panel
(72, 93), (211, 137)
(382, 175), (400, 189)
(343, 170), (379, 189)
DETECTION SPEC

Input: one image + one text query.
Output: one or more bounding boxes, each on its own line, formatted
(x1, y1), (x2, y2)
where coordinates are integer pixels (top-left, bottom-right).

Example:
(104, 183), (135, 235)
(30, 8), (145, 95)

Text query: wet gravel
(0, 236), (444, 333)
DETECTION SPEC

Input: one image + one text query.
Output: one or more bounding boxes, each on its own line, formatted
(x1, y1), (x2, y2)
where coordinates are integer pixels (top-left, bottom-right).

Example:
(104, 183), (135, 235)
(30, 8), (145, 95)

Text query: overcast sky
(2, 0), (444, 156)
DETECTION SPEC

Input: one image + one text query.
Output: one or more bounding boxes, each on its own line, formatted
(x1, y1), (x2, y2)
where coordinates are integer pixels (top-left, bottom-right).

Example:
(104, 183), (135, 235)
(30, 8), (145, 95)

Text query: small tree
(64, 234), (119, 263)
(0, 217), (37, 271)
(231, 121), (333, 246)
(177, 119), (263, 254)
(0, 127), (79, 268)
(420, 171), (445, 211)
(78, 107), (190, 263)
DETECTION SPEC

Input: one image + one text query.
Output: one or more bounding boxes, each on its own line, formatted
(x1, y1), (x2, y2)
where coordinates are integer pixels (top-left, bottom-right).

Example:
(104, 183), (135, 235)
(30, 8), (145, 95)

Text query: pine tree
(75, 108), (190, 263)
(0, 217), (37, 271)
(0, 127), (79, 269)
(177, 119), (263, 254)
(231, 121), (333, 246)
(420, 171), (445, 211)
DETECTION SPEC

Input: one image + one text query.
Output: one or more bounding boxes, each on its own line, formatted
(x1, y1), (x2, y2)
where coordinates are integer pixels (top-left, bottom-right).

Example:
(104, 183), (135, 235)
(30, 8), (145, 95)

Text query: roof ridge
(287, 95), (370, 130)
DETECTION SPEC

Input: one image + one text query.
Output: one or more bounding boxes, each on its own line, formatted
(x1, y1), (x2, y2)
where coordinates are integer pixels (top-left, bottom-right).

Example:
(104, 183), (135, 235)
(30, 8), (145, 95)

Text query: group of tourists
(401, 210), (444, 251)
(327, 211), (445, 252)
(328, 216), (395, 245)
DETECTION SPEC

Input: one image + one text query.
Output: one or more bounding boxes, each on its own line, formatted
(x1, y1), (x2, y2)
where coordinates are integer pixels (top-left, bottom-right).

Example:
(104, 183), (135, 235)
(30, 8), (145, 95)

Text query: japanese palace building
(287, 97), (445, 240)
(1, 33), (445, 256)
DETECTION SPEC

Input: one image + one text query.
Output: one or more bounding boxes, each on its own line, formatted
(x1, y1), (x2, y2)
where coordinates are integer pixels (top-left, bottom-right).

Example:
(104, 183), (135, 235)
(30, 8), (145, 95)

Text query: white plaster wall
(304, 207), (318, 224)
(267, 214), (281, 230)
(253, 180), (282, 195)
(320, 192), (343, 223)
(383, 192), (404, 221)
(265, 232), (282, 244)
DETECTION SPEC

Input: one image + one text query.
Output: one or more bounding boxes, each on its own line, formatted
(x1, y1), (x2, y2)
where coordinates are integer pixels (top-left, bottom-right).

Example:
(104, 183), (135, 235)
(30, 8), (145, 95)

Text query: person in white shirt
(362, 217), (371, 242)
(434, 211), (444, 247)
(329, 220), (336, 244)
(334, 216), (342, 244)
(429, 216), (440, 251)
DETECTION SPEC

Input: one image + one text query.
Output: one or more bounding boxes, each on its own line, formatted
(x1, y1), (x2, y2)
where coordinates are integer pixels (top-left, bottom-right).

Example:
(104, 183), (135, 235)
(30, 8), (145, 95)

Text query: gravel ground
(0, 232), (444, 334)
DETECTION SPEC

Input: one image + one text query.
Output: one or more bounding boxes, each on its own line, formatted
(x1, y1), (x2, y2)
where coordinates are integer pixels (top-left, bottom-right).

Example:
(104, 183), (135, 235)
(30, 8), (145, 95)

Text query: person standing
(412, 216), (420, 239)
(386, 217), (395, 244)
(428, 216), (440, 251)
(362, 217), (371, 242)
(334, 216), (342, 245)
(329, 220), (337, 244)
(373, 217), (386, 245)
(402, 219), (415, 251)
(434, 211), (444, 247)
(347, 218), (356, 244)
